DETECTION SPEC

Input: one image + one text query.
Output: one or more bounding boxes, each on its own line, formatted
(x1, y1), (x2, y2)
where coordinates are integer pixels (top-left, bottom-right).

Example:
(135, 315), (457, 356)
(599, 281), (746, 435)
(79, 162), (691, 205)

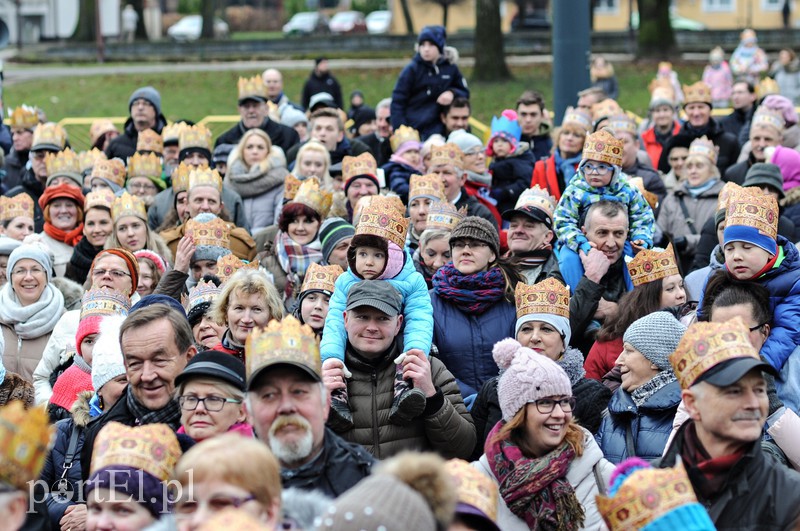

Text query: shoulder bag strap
(676, 195), (698, 235)
(60, 423), (81, 479)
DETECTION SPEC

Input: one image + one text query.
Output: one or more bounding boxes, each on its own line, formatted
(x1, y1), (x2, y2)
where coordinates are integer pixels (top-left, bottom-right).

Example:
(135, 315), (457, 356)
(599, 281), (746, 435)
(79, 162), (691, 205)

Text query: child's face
(419, 41), (440, 62)
(403, 149), (421, 167)
(581, 159), (614, 188)
(355, 246), (386, 279)
(724, 241), (772, 279)
(491, 138), (512, 158)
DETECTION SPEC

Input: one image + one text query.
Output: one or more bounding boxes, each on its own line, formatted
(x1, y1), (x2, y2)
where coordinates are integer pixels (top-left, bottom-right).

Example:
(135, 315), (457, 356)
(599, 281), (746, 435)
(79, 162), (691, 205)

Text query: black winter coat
(301, 72), (343, 109)
(65, 237), (103, 285)
(6, 169), (45, 232)
(1, 148), (28, 193)
(488, 147), (536, 215)
(658, 118), (740, 174)
(105, 115), (168, 160)
(356, 132), (393, 166)
(215, 118), (300, 154)
(285, 137), (371, 167)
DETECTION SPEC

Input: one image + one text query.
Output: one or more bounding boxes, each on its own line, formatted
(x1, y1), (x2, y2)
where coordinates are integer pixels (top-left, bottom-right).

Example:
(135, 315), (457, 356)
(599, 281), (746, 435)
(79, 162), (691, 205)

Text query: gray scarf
(631, 370), (677, 408)
(0, 283), (64, 339)
(225, 155), (288, 198)
(125, 386), (182, 429)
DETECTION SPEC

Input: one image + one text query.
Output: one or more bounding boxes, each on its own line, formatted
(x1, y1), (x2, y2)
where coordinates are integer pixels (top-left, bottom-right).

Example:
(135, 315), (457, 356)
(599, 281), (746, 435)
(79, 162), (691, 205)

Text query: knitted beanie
(49, 361), (93, 411)
(622, 312), (687, 371)
(129, 86), (162, 116)
(8, 243), (53, 283)
(191, 213), (232, 263)
(134, 249), (168, 275)
(743, 162), (785, 199)
(281, 107), (308, 129)
(320, 217), (355, 263)
(418, 25), (446, 54)
(38, 183), (85, 211)
(449, 216), (500, 258)
(448, 129), (484, 154)
(493, 338), (573, 421)
(92, 248), (140, 296)
(91, 314), (127, 391)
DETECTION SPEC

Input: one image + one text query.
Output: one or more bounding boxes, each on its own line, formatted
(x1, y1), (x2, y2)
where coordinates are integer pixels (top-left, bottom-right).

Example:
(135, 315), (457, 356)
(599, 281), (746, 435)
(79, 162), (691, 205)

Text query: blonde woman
(106, 191), (172, 262)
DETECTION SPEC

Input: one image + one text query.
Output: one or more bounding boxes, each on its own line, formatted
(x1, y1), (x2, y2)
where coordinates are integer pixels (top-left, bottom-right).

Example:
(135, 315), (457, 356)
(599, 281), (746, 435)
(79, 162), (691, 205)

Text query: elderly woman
(293, 263), (342, 337)
(412, 200), (463, 288)
(430, 216), (520, 402)
(0, 193), (35, 241)
(0, 244), (65, 381)
(185, 277), (225, 350)
(595, 311), (686, 464)
(107, 191), (172, 262)
(66, 190), (115, 284)
(134, 249), (167, 297)
(406, 174), (446, 252)
(474, 340), (613, 530)
(531, 108), (592, 200)
(175, 350), (252, 442)
(38, 183), (85, 277)
(210, 269), (284, 363)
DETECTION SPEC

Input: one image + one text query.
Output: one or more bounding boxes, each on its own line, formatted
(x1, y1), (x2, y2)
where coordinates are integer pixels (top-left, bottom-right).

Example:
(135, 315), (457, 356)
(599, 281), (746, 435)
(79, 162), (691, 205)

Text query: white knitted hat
(91, 314), (126, 391)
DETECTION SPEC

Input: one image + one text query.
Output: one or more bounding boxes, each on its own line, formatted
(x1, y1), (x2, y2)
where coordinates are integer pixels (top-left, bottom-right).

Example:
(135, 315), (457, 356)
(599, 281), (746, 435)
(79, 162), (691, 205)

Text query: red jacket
(531, 154), (576, 201)
(641, 121), (681, 170)
(584, 337), (623, 381)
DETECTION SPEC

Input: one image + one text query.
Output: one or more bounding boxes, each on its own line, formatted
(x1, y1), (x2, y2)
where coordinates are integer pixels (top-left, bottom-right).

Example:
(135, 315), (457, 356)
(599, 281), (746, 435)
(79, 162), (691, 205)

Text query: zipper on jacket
(371, 370), (380, 458)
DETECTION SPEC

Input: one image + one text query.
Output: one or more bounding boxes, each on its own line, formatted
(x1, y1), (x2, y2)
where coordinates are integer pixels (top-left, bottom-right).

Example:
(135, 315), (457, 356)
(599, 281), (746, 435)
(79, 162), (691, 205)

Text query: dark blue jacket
(488, 147), (536, 215)
(430, 288), (515, 400)
(391, 54), (469, 139)
(595, 379), (681, 464)
(757, 236), (800, 370)
(383, 160), (418, 204)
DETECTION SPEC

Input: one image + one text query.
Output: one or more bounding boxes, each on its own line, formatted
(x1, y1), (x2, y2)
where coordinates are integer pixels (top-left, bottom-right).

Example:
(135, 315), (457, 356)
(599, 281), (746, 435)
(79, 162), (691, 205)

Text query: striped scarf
(276, 231), (323, 277)
(432, 263), (506, 314)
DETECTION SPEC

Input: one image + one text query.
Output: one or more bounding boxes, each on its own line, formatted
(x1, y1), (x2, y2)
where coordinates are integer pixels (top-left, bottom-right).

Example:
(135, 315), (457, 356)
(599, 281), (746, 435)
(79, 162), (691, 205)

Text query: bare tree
(399, 0), (415, 34)
(421, 0), (466, 28)
(637, 0), (675, 57)
(202, 0), (216, 39)
(474, 0), (511, 80)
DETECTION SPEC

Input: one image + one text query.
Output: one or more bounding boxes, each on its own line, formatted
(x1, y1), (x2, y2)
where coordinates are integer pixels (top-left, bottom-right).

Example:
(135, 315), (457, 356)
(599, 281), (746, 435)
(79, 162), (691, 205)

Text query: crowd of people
(0, 24), (800, 531)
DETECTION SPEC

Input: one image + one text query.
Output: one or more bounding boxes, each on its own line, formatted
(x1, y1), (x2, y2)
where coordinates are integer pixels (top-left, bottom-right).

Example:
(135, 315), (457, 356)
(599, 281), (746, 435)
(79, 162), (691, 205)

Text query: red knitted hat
(49, 363), (93, 412)
(38, 182), (85, 209)
(91, 248), (140, 296)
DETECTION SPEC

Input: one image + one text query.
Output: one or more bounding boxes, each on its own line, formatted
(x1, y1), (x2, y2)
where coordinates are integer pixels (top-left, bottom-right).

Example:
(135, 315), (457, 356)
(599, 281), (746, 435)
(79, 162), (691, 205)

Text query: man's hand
(60, 503), (87, 531)
(321, 359), (347, 393)
(594, 298), (619, 320)
(580, 248), (612, 284)
(174, 235), (196, 274)
(436, 91), (454, 106)
(401, 349), (436, 397)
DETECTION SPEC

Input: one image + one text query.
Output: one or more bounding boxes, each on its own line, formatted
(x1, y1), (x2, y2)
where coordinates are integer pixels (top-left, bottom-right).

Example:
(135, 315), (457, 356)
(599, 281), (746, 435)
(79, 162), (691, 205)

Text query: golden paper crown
(751, 107), (785, 132)
(183, 279), (222, 313)
(238, 75), (268, 102)
(179, 124), (213, 151)
(429, 143), (464, 168)
(136, 128), (164, 154)
(354, 195), (410, 248)
(515, 278), (570, 319)
(189, 166), (223, 193)
(409, 173), (446, 202)
(561, 107), (592, 133)
(591, 99), (623, 120)
(84, 189), (116, 211)
(111, 191), (147, 222)
(342, 152), (378, 183)
(717, 181), (741, 212)
(32, 122), (67, 151)
(725, 185), (779, 239)
(90, 421), (181, 481)
(648, 77), (676, 99)
(161, 122), (185, 144)
(626, 244), (679, 287)
(606, 114), (637, 137)
(45, 148), (81, 177)
(91, 158), (127, 187)
(0, 402), (54, 491)
(390, 125), (421, 152)
(628, 176), (658, 211)
(284, 173), (302, 201)
(597, 461), (703, 530)
(171, 162), (201, 194)
(352, 194), (405, 226)
(757, 77), (780, 99)
(7, 105), (39, 130)
(688, 135), (718, 166)
(514, 185), (556, 220)
(300, 263), (343, 294)
(185, 215), (231, 249)
(669, 317), (759, 389)
(216, 255), (260, 284)
(89, 119), (118, 146)
(683, 81), (712, 105)
(446, 459), (499, 524)
(426, 201), (467, 231)
(246, 315), (321, 382)
(582, 129), (623, 167)
(0, 193), (35, 222)
(80, 287), (132, 321)
(293, 177), (333, 217)
(127, 152), (163, 179)
(79, 148), (107, 173)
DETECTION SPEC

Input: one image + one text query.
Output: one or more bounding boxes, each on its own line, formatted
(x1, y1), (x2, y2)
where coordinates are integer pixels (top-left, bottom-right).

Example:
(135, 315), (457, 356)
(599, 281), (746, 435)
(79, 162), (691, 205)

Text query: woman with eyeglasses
(174, 350), (252, 442)
(107, 191), (173, 263)
(474, 340), (613, 530)
(37, 183), (85, 278)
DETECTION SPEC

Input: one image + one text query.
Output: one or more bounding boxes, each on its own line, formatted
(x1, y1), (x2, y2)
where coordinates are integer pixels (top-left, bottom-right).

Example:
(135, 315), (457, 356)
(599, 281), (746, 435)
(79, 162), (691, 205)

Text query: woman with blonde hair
(106, 191), (172, 262)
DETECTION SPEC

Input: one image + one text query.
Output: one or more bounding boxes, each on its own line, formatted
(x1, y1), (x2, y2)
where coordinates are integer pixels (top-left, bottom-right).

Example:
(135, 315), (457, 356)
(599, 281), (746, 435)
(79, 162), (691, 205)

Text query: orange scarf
(43, 221), (84, 247)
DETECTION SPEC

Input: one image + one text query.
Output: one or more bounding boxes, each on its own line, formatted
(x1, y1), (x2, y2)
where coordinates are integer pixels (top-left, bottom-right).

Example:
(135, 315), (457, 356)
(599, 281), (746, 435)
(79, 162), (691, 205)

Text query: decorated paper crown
(90, 421), (181, 481)
(189, 166), (223, 193)
(179, 124), (213, 151)
(183, 279), (221, 313)
(136, 128), (164, 154)
(591, 99), (622, 121)
(561, 107), (593, 133)
(79, 148), (107, 173)
(185, 215), (231, 250)
(245, 316), (322, 382)
(0, 402), (54, 491)
(91, 158), (127, 187)
(238, 75), (268, 103)
(751, 107), (785, 132)
(626, 244), (679, 287)
(84, 189), (116, 211)
(0, 193), (35, 222)
(111, 191), (147, 222)
(32, 122), (67, 151)
(283, 174), (302, 201)
(161, 122), (185, 144)
(171, 162), (201, 194)
(757, 77), (780, 100)
(89, 119), (118, 146)
(446, 459), (499, 525)
(354, 195), (410, 249)
(293, 177), (333, 217)
(582, 129), (623, 167)
(669, 317), (759, 389)
(688, 136), (718, 166)
(429, 143), (464, 168)
(606, 114), (637, 136)
(514, 185), (556, 221)
(490, 114), (522, 142)
(45, 148), (81, 177)
(514, 278), (570, 319)
(628, 177), (658, 211)
(342, 152), (378, 182)
(683, 81), (712, 105)
(300, 263), (343, 294)
(353, 194), (405, 226)
(80, 287), (132, 321)
(216, 255), (260, 284)
(127, 152), (163, 179)
(426, 201), (467, 231)
(390, 125), (421, 152)
(409, 173), (446, 202)
(725, 185), (778, 240)
(7, 105), (39, 130)
(717, 181), (740, 212)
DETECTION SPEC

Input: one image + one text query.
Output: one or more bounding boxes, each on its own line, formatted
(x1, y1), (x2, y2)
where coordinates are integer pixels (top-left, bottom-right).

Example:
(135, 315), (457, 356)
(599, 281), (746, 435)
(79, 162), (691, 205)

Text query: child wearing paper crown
(384, 125), (425, 204)
(486, 110), (536, 217)
(320, 196), (434, 431)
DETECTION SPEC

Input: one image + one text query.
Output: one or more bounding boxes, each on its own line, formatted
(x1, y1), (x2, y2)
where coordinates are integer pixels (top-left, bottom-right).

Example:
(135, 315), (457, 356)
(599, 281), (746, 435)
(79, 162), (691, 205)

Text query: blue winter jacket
(488, 145), (536, 215)
(756, 237), (800, 370)
(390, 54), (469, 139)
(383, 160), (418, 204)
(430, 289), (516, 400)
(595, 379), (681, 464)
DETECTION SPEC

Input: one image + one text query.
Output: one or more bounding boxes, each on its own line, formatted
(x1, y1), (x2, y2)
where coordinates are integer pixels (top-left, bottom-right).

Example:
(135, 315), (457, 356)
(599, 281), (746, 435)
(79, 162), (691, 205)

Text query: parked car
(329, 11), (367, 34)
(283, 12), (330, 36)
(167, 15), (229, 41)
(366, 10), (392, 34)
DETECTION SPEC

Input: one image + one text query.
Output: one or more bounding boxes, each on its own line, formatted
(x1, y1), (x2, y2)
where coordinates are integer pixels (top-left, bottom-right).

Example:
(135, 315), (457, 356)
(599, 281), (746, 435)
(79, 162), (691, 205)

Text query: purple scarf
(432, 263), (506, 314)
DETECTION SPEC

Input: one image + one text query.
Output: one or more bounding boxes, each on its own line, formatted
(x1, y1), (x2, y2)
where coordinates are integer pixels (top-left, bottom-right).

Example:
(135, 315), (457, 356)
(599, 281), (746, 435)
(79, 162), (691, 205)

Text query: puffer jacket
(596, 379), (681, 464)
(1, 324), (53, 383)
(657, 118), (740, 174)
(521, 122), (553, 162)
(488, 143), (536, 215)
(584, 337), (623, 382)
(338, 339), (475, 460)
(430, 289), (516, 399)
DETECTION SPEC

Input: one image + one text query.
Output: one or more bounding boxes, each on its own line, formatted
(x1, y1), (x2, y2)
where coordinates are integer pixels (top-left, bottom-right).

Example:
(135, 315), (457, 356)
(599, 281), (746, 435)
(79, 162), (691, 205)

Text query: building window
(594, 0), (619, 14)
(702, 0), (736, 11)
(761, 0), (784, 11)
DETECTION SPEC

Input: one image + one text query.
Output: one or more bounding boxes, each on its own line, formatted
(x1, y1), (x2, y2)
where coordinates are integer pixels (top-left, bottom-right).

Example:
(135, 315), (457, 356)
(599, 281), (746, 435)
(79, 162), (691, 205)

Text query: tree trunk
(474, 0), (511, 81)
(443, 3), (448, 28)
(71, 0), (96, 41)
(202, 0), (216, 39)
(637, 0), (675, 57)
(399, 0), (415, 35)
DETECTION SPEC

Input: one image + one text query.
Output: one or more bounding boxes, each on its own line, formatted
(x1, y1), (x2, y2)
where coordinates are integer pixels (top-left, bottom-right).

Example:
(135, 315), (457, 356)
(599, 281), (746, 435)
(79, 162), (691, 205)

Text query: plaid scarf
(432, 263), (506, 314)
(125, 386), (181, 430)
(276, 231), (323, 277)
(485, 422), (585, 530)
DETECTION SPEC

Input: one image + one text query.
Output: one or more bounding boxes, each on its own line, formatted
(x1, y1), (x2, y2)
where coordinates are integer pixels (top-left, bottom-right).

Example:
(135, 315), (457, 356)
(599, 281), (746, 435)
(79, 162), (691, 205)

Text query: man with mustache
(245, 316), (374, 497)
(659, 318), (800, 529)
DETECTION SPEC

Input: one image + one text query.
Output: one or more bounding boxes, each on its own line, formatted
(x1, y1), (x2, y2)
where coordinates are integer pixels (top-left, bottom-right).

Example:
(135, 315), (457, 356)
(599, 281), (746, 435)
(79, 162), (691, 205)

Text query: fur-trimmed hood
(70, 390), (94, 428)
(413, 43), (460, 65)
(783, 184), (800, 207)
(51, 276), (85, 311)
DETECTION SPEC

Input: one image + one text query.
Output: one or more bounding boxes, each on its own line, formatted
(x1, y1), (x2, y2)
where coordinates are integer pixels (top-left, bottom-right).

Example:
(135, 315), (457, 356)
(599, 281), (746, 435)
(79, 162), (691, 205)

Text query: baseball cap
(345, 280), (402, 317)
(695, 357), (778, 387)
